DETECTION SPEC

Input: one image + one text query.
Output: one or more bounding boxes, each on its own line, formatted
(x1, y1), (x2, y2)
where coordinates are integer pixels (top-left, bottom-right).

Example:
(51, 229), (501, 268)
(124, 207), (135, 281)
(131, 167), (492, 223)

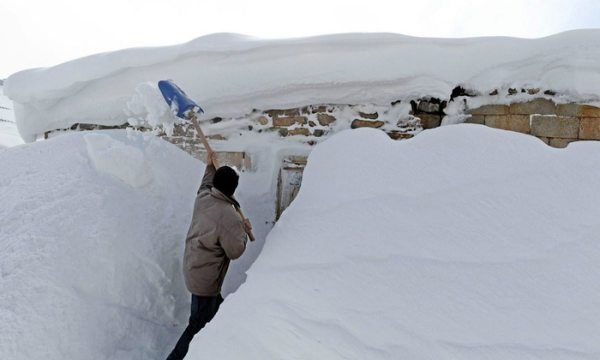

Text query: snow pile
(0, 130), (271, 360)
(187, 125), (600, 359)
(85, 133), (153, 188)
(5, 30), (600, 141)
(125, 82), (177, 135)
(0, 85), (22, 148)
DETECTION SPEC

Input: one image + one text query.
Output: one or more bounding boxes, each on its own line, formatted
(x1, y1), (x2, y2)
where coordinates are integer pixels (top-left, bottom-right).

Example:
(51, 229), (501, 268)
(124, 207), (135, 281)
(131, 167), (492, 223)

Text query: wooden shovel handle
(189, 114), (256, 242)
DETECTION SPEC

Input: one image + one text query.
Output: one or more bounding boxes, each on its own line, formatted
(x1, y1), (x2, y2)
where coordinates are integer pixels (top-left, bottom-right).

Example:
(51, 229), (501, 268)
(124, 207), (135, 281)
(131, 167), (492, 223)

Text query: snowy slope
(187, 125), (600, 359)
(0, 85), (22, 148)
(0, 130), (273, 360)
(5, 30), (600, 142)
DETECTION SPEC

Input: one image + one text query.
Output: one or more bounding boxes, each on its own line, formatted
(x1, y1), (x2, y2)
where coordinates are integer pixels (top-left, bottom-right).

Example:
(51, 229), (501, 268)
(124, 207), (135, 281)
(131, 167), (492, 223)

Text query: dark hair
(213, 166), (239, 197)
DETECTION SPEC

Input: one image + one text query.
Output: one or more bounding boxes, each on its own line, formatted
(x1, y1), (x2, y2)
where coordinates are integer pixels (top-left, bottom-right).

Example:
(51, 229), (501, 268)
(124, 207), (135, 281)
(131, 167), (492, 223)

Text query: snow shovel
(158, 80), (255, 241)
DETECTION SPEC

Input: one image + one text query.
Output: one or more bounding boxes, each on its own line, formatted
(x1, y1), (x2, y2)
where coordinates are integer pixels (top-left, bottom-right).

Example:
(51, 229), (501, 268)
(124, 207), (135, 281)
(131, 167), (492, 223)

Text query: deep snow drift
(5, 30), (600, 141)
(2, 125), (600, 359)
(187, 125), (600, 359)
(0, 130), (273, 360)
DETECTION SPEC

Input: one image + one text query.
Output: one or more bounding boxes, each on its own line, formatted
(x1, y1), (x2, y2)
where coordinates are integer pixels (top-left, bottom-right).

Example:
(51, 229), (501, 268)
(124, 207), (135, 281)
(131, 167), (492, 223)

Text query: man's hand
(243, 218), (253, 237)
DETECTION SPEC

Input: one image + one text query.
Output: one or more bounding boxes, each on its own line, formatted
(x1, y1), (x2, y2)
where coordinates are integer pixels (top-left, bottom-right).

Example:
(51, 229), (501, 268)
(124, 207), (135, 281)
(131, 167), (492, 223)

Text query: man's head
(213, 166), (239, 197)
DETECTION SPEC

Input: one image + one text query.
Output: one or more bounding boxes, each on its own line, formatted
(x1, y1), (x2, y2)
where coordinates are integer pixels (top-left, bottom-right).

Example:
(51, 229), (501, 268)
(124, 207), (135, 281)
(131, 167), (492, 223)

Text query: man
(166, 150), (251, 360)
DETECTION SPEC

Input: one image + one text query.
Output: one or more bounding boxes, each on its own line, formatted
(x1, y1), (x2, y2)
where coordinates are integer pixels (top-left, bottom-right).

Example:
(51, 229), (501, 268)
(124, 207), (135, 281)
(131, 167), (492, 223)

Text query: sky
(1, 0), (600, 78)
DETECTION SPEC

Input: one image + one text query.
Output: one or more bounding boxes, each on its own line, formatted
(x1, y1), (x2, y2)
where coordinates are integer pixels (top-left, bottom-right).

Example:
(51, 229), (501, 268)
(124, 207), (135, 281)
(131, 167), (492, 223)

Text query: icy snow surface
(187, 125), (600, 359)
(5, 30), (600, 141)
(0, 130), (274, 360)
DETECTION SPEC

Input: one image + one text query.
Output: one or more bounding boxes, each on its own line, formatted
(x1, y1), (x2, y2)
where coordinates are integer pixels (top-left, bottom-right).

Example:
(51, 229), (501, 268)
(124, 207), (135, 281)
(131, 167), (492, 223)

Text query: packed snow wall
(5, 30), (600, 142)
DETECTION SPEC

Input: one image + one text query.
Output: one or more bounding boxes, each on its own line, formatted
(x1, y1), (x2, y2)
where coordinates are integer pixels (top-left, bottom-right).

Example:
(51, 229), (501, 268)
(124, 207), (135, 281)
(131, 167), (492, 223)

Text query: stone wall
(45, 98), (600, 153)
(253, 103), (420, 141)
(465, 99), (600, 148)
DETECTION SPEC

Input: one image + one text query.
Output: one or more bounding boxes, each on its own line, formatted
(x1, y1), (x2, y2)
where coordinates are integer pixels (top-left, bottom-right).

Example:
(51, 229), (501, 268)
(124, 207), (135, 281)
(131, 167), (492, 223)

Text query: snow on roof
(5, 30), (600, 142)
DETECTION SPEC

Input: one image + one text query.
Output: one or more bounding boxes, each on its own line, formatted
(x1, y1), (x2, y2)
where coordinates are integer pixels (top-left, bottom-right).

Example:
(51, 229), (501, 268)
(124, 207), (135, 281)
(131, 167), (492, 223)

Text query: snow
(0, 130), (274, 359)
(85, 132), (153, 188)
(2, 124), (600, 359)
(125, 82), (177, 135)
(185, 125), (600, 359)
(5, 30), (600, 142)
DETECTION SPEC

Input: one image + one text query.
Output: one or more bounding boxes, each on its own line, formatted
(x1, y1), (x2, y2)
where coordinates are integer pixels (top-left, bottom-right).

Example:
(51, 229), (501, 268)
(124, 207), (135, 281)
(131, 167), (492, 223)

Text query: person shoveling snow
(158, 80), (254, 359)
(166, 149), (252, 360)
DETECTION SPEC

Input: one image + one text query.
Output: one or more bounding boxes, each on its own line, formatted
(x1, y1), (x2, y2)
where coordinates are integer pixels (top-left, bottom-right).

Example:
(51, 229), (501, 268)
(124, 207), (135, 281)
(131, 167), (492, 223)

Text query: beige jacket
(183, 164), (247, 296)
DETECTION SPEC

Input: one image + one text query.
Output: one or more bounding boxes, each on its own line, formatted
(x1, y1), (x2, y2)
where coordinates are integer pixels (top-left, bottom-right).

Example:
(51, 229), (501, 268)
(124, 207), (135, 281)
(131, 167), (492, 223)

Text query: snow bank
(6, 30), (600, 142)
(0, 131), (197, 359)
(188, 125), (600, 359)
(0, 130), (274, 360)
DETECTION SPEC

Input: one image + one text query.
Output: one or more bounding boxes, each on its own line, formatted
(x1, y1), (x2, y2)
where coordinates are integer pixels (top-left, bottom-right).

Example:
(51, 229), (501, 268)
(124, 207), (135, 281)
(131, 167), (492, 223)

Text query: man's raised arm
(198, 150), (217, 193)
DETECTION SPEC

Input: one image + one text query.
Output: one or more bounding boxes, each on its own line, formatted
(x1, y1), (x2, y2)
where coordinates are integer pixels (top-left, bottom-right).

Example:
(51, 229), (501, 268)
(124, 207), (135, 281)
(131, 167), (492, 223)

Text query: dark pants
(166, 294), (224, 360)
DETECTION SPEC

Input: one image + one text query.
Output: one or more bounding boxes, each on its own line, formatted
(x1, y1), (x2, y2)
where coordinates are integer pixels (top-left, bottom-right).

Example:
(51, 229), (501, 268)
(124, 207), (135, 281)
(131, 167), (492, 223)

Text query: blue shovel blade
(158, 80), (204, 119)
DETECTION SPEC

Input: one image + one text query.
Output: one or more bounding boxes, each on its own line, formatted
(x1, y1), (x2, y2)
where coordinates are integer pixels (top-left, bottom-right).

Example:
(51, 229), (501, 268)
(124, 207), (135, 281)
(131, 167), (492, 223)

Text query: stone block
(387, 131), (414, 140)
(530, 115), (579, 138)
(548, 138), (577, 149)
(417, 114), (441, 129)
(467, 104), (509, 115)
(485, 115), (530, 133)
(417, 100), (442, 114)
(358, 111), (378, 119)
(351, 119), (384, 129)
(312, 129), (325, 137)
(579, 105), (600, 118)
(317, 113), (336, 126)
(579, 117), (600, 140)
(288, 128), (310, 136)
(556, 103), (580, 117)
(272, 127), (288, 136)
(311, 105), (329, 114)
(464, 115), (484, 125)
(272, 116), (307, 127)
(510, 98), (556, 115)
(556, 104), (600, 118)
(266, 108), (300, 117)
(537, 136), (550, 145)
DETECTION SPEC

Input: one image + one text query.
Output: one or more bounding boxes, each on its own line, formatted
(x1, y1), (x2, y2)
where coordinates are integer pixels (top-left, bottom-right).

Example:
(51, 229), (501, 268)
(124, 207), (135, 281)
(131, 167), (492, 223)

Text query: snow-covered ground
(5, 30), (600, 142)
(0, 85), (23, 148)
(2, 125), (599, 359)
(188, 125), (600, 359)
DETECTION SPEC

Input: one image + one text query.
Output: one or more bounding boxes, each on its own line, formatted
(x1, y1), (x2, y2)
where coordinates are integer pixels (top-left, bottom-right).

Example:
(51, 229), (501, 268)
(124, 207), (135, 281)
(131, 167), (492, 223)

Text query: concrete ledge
(530, 115), (579, 138)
